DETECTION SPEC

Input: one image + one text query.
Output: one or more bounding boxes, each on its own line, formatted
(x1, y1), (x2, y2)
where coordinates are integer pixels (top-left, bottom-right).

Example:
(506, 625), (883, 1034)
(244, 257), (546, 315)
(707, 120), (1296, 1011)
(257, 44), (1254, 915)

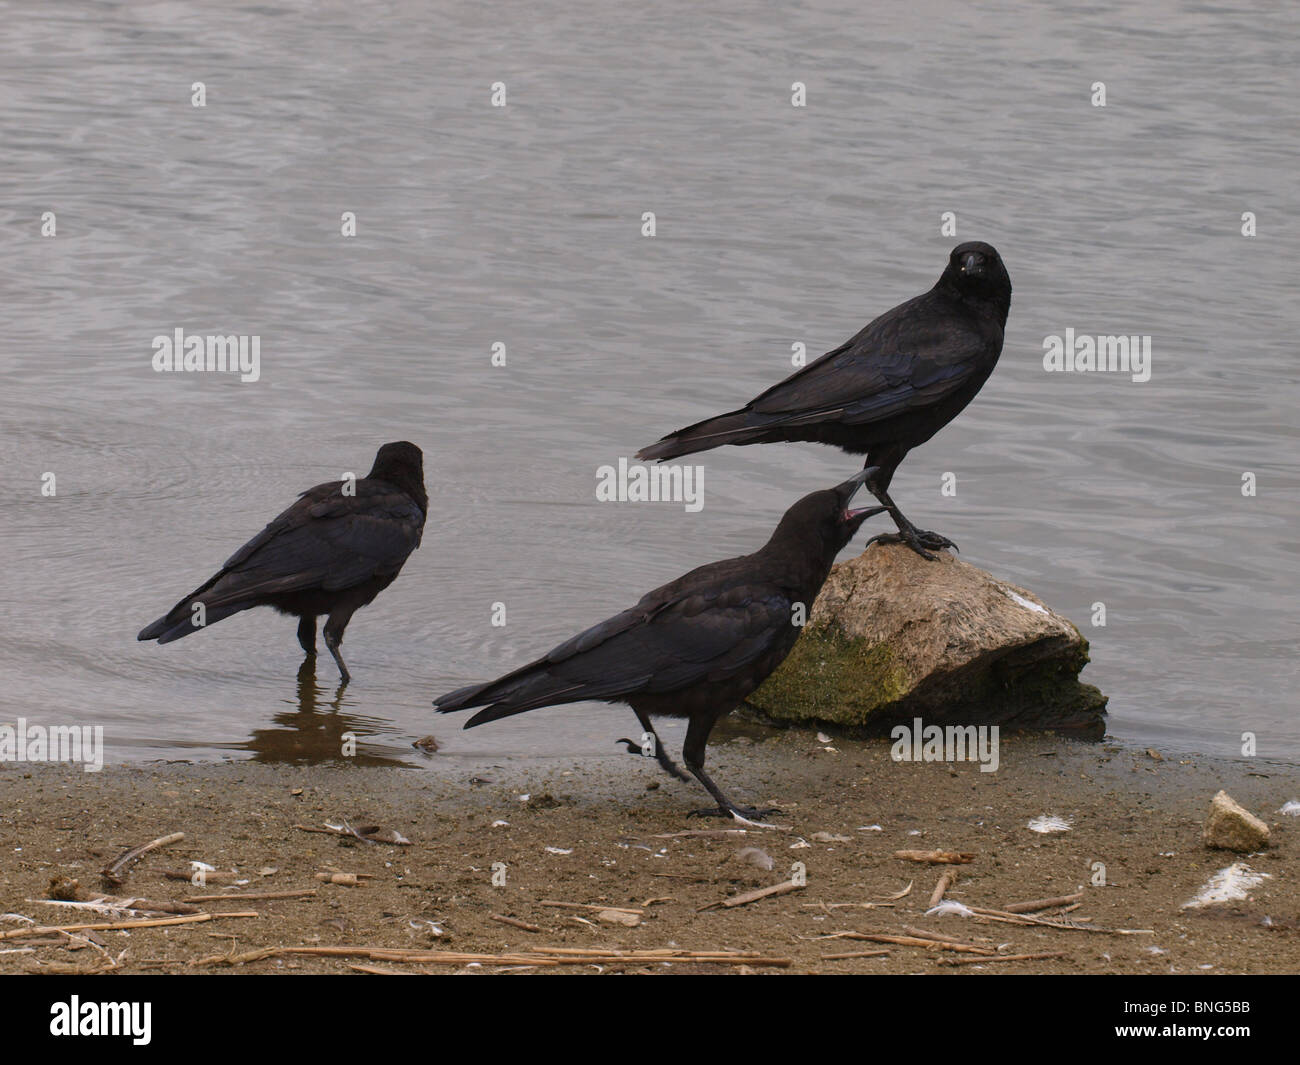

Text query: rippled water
(1, 0), (1296, 766)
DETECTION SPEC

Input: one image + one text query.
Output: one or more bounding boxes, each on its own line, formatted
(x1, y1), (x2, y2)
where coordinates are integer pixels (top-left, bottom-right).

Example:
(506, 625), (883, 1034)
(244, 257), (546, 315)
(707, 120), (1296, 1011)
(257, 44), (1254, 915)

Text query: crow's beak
(961, 252), (983, 275)
(836, 467), (885, 521)
(834, 466), (877, 500)
(847, 504), (888, 523)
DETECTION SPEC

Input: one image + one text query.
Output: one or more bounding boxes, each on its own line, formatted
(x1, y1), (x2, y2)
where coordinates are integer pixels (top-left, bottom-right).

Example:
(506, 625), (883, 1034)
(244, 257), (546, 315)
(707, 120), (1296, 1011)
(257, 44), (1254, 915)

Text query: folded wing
(435, 582), (793, 726)
(138, 482), (423, 643)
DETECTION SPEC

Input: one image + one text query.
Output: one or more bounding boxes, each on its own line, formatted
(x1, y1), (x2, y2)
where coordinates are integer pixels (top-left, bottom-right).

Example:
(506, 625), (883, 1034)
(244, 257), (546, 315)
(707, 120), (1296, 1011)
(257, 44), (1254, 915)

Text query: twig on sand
(101, 831), (185, 886)
(699, 879), (804, 912)
(827, 931), (997, 955)
(928, 871), (958, 909)
(901, 925), (988, 950)
(187, 889), (317, 903)
(315, 873), (372, 886)
(964, 905), (1151, 934)
(29, 896), (201, 917)
(490, 914), (543, 933)
(892, 850), (974, 865)
(940, 951), (1069, 966)
(26, 952), (126, 975)
(1002, 892), (1084, 914)
(0, 910), (258, 940)
(193, 945), (791, 968)
(539, 901), (642, 915)
(821, 949), (891, 961)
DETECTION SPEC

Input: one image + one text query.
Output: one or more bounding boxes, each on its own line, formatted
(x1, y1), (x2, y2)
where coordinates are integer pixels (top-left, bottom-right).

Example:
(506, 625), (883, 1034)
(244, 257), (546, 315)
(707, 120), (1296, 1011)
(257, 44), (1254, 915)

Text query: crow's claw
(867, 527), (957, 561)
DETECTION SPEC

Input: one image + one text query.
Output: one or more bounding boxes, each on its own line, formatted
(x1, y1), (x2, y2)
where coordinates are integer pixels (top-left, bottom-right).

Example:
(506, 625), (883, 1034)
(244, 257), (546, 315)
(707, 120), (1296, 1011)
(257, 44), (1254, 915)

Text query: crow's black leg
(863, 458), (957, 561)
(296, 656), (320, 712)
(322, 611), (354, 684)
(297, 615), (317, 656)
(681, 710), (776, 820)
(323, 631), (350, 684)
(617, 709), (690, 783)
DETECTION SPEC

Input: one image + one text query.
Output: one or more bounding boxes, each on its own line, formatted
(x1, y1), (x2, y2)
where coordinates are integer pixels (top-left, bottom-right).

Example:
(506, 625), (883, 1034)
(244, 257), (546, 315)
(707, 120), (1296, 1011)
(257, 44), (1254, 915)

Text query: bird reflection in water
(236, 659), (411, 766)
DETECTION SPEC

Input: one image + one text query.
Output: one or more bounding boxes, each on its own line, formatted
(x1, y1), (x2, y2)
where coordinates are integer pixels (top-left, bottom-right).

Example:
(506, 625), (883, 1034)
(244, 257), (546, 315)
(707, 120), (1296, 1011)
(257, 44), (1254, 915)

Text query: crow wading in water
(637, 242), (1012, 559)
(138, 441), (427, 682)
(432, 471), (886, 821)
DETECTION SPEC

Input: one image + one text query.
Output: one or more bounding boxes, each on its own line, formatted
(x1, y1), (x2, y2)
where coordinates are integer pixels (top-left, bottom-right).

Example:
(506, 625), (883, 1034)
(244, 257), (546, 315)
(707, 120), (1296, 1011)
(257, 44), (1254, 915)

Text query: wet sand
(1, 727), (1295, 974)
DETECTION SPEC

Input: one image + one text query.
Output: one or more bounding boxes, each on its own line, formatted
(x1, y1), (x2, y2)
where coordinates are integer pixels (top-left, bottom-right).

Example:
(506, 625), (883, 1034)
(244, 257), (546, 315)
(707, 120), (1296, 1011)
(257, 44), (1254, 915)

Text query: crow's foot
(867, 527), (958, 561)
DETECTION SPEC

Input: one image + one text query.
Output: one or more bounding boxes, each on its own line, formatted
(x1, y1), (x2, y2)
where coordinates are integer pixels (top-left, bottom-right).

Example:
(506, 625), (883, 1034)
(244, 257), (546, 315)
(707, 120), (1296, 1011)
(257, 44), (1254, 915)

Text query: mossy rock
(746, 544), (1107, 739)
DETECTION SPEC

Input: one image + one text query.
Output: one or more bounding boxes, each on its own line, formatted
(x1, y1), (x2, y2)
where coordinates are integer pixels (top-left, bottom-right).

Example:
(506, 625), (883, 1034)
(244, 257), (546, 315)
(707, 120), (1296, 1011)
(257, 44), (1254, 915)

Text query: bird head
(367, 441), (427, 510)
(941, 241), (1012, 316)
(769, 467), (886, 559)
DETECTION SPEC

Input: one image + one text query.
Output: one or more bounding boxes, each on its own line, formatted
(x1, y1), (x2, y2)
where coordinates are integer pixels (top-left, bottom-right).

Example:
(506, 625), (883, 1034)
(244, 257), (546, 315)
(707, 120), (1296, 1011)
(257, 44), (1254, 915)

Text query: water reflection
(236, 658), (414, 766)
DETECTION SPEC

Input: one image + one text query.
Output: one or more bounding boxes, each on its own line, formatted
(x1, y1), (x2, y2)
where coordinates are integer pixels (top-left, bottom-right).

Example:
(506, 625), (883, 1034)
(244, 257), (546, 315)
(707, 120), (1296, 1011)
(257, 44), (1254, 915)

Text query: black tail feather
(635, 408), (759, 462)
(137, 600), (252, 643)
(435, 669), (652, 726)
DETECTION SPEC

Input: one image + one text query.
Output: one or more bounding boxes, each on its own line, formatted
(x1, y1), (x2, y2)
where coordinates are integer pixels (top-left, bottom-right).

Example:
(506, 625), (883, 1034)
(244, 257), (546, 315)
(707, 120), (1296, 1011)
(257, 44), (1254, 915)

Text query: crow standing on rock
(637, 242), (1012, 559)
(433, 470), (885, 821)
(138, 441), (427, 682)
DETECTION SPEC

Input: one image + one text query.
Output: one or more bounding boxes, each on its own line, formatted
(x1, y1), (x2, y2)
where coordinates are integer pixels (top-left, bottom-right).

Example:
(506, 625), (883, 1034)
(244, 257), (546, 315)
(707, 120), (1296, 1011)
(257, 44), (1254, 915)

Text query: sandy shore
(1, 726), (1295, 974)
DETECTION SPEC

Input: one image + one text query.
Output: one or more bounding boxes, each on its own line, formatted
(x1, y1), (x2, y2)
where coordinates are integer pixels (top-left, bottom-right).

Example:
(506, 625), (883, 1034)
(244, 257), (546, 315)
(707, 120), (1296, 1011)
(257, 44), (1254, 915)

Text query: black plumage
(137, 441), (426, 681)
(637, 242), (1012, 558)
(433, 470), (885, 819)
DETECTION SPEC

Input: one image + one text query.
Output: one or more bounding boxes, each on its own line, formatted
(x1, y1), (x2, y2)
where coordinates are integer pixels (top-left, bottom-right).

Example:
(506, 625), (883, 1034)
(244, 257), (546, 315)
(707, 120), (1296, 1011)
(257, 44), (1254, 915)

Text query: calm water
(1, 0), (1296, 767)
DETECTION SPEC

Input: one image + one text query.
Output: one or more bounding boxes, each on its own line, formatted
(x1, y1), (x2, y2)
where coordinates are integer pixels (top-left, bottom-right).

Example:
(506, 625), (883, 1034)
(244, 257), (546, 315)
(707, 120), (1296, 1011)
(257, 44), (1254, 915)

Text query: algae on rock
(745, 544), (1107, 738)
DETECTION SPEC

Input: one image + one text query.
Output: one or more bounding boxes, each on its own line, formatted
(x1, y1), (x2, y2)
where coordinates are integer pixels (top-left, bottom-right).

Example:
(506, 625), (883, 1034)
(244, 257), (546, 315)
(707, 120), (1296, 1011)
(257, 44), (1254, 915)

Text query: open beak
(848, 504), (888, 522)
(834, 467), (886, 522)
